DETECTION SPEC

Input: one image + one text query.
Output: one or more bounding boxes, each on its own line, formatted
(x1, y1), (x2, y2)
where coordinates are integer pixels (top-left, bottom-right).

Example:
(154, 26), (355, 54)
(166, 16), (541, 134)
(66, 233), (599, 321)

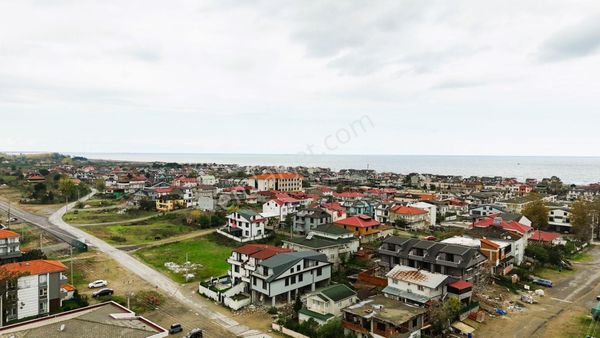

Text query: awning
(452, 321), (475, 334)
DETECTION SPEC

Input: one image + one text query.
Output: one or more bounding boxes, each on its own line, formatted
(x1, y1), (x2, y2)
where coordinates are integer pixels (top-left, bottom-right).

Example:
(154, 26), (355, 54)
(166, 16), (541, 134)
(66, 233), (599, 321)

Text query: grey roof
(315, 284), (357, 302)
(237, 209), (259, 220)
(380, 236), (486, 270)
(258, 251), (330, 282)
(297, 208), (331, 219)
(382, 285), (431, 304)
(283, 235), (356, 249)
(312, 223), (353, 236)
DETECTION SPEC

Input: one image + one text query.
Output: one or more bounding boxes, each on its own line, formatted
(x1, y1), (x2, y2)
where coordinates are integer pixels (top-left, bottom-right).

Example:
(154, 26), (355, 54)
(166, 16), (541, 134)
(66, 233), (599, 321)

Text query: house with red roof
(172, 176), (199, 188)
(320, 202), (347, 222)
(227, 244), (292, 288)
(530, 230), (565, 246)
(334, 215), (381, 242)
(0, 229), (21, 263)
(248, 172), (303, 192)
(0, 260), (69, 323)
(262, 195), (301, 221)
(389, 205), (428, 230)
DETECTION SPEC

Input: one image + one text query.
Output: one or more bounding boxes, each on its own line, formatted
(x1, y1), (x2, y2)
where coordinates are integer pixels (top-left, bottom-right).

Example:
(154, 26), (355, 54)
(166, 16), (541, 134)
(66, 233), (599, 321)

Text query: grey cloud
(538, 17), (600, 62)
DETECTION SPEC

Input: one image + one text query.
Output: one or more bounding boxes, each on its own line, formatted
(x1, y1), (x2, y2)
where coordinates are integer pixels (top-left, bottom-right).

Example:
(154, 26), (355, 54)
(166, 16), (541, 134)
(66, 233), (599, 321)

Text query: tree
(19, 249), (47, 261)
(571, 199), (592, 242)
(293, 294), (303, 319)
(188, 210), (202, 224)
(58, 177), (77, 200)
(94, 179), (106, 193)
(522, 192), (549, 230)
(430, 297), (461, 335)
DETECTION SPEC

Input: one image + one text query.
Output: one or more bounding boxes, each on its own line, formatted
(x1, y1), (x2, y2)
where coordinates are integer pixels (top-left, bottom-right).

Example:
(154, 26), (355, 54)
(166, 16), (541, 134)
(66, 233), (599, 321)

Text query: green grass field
(63, 209), (157, 224)
(135, 234), (236, 283)
(81, 219), (198, 245)
(81, 198), (122, 208)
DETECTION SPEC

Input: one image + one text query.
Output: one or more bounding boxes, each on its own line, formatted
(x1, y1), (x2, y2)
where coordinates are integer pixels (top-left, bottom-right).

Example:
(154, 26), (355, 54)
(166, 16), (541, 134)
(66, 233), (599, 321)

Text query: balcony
(342, 320), (369, 334)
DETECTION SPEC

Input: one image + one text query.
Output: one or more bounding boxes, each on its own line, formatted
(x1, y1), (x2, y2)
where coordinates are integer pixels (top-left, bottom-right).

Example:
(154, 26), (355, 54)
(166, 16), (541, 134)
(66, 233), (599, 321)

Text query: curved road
(1, 194), (267, 338)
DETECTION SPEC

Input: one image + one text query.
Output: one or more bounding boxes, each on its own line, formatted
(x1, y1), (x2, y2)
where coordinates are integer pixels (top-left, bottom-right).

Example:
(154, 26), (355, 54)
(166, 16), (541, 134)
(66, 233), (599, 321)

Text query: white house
(251, 251), (332, 307)
(248, 172), (304, 192)
(382, 265), (449, 306)
(548, 207), (572, 233)
(200, 175), (217, 185)
(299, 284), (358, 325)
(218, 209), (268, 242)
(262, 196), (301, 221)
(408, 201), (437, 226)
(228, 244), (292, 289)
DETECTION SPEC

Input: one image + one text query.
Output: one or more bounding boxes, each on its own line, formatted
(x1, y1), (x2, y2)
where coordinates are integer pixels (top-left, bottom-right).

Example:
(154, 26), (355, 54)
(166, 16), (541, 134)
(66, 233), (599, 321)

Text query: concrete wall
(272, 323), (311, 338)
(17, 275), (39, 319)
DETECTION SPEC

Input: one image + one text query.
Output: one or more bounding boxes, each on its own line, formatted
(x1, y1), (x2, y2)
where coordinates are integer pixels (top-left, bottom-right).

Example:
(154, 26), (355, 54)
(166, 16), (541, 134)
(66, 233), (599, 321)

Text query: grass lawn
(135, 234), (237, 283)
(570, 248), (593, 263)
(81, 219), (198, 245)
(558, 314), (595, 338)
(63, 209), (157, 224)
(80, 197), (122, 208)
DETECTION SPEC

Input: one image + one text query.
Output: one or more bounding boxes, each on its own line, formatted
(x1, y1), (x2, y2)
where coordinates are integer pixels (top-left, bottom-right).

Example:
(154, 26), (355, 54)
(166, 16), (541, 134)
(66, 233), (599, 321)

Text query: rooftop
(334, 215), (380, 228)
(0, 301), (167, 338)
(344, 295), (426, 324)
(385, 265), (449, 289)
(1, 260), (66, 275)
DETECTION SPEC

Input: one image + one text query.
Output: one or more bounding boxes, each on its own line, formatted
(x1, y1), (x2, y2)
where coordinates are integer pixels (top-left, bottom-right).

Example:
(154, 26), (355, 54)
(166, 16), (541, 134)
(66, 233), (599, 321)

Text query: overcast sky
(1, 0), (600, 156)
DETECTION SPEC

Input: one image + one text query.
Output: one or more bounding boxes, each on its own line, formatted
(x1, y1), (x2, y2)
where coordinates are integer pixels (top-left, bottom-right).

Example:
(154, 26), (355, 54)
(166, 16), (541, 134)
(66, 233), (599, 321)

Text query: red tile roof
(61, 283), (76, 291)
(530, 230), (561, 242)
(448, 280), (472, 290)
(0, 229), (19, 239)
(154, 186), (174, 193)
(390, 205), (427, 215)
(333, 191), (364, 198)
(334, 215), (380, 228)
(1, 260), (67, 275)
(473, 216), (532, 235)
(233, 244), (292, 260)
(249, 173), (304, 180)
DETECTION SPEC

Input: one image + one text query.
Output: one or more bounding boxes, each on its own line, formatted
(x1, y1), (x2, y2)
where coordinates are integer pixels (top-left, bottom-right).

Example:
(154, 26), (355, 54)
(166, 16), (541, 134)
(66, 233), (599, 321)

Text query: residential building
(342, 295), (427, 338)
(155, 197), (184, 212)
(530, 230), (566, 246)
(321, 202), (347, 222)
(343, 200), (374, 217)
(548, 207), (572, 233)
(389, 205), (428, 230)
(262, 196), (301, 221)
(334, 215), (381, 242)
(377, 237), (487, 282)
(374, 201), (395, 224)
(293, 208), (332, 234)
(299, 284), (358, 325)
(0, 229), (21, 263)
(468, 204), (505, 218)
(200, 175), (217, 185)
(382, 265), (449, 306)
(0, 301), (167, 338)
(172, 176), (198, 188)
(248, 172), (304, 192)
(408, 201), (437, 226)
(0, 260), (68, 323)
(228, 244), (292, 289)
(283, 224), (359, 270)
(219, 209), (268, 242)
(251, 251), (332, 306)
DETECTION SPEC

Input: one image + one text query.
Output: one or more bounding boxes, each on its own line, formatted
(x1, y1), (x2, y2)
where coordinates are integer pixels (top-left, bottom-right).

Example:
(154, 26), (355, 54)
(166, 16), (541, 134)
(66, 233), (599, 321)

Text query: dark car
(92, 288), (114, 298)
(184, 328), (203, 338)
(532, 278), (553, 288)
(169, 323), (183, 334)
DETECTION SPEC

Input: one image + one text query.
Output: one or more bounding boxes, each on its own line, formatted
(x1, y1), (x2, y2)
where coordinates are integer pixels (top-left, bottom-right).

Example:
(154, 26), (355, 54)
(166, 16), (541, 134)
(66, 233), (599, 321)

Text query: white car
(88, 280), (108, 288)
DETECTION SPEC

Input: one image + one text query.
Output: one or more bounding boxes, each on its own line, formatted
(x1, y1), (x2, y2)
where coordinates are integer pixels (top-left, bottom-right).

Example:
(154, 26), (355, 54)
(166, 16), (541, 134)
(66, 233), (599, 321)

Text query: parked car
(169, 323), (183, 334)
(423, 235), (437, 241)
(6, 217), (17, 223)
(532, 278), (553, 288)
(92, 288), (114, 298)
(88, 280), (108, 288)
(596, 295), (600, 301)
(184, 328), (203, 338)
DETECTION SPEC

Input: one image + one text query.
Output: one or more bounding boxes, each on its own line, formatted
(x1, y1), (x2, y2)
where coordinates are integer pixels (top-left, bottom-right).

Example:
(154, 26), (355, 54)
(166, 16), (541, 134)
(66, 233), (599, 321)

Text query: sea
(62, 153), (600, 185)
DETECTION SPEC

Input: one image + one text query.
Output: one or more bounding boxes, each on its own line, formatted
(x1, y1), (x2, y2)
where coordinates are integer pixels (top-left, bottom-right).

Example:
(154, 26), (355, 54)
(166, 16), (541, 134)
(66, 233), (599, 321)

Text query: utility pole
(39, 232), (43, 251)
(70, 247), (74, 285)
(7, 201), (11, 228)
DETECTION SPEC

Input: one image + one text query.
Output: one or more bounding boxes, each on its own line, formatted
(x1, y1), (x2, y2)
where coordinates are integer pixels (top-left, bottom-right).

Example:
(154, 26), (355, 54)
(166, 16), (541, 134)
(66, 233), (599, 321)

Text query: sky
(1, 0), (600, 156)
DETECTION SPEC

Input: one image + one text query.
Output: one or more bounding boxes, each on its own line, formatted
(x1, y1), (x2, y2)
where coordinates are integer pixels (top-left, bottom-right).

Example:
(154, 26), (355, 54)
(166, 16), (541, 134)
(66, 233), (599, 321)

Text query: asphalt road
(1, 195), (267, 338)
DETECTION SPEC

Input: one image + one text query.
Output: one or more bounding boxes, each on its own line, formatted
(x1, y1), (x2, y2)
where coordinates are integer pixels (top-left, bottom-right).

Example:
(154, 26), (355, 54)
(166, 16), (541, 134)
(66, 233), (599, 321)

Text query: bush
(109, 236), (127, 243)
(267, 307), (278, 315)
(61, 291), (89, 311)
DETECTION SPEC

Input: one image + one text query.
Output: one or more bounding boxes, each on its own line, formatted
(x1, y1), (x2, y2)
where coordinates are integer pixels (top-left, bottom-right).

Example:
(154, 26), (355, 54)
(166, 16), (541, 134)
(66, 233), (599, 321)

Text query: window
(39, 288), (47, 297)
(262, 280), (266, 289)
(285, 278), (289, 286)
(412, 318), (418, 328)
(253, 277), (257, 286)
(418, 285), (424, 291)
(291, 267), (294, 273)
(317, 268), (322, 276)
(298, 273), (303, 282)
(291, 276), (296, 284)
(376, 322), (386, 331)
